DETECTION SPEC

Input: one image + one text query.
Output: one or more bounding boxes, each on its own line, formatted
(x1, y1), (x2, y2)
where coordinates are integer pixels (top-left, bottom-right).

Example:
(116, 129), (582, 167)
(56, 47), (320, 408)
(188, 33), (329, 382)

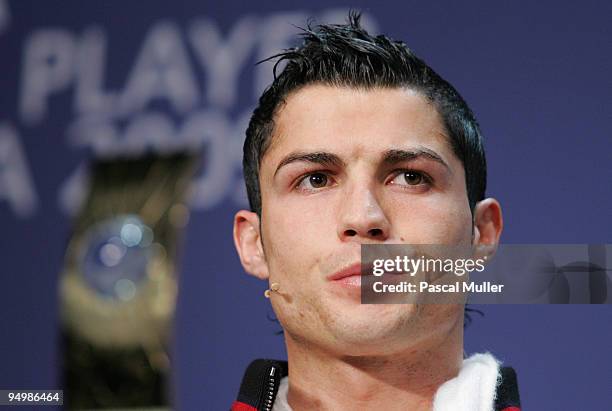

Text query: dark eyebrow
(274, 151), (345, 177)
(382, 148), (452, 174)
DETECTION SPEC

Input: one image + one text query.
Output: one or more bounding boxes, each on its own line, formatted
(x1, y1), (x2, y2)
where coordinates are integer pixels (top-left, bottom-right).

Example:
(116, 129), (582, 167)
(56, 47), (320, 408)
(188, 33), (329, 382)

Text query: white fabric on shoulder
(433, 352), (501, 411)
(271, 374), (291, 411)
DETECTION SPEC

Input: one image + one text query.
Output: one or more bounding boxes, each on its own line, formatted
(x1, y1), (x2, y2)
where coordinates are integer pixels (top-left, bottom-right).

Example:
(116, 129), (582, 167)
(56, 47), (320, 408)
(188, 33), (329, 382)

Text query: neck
(284, 319), (464, 411)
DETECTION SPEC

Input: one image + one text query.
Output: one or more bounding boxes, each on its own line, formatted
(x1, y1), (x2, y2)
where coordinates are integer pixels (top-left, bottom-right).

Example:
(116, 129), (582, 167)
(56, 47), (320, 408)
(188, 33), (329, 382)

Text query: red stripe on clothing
(231, 400), (258, 411)
(501, 407), (521, 411)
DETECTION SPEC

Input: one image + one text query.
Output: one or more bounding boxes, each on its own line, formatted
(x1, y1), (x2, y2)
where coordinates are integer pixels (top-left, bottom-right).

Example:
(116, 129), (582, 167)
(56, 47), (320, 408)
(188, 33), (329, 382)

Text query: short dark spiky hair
(243, 12), (486, 217)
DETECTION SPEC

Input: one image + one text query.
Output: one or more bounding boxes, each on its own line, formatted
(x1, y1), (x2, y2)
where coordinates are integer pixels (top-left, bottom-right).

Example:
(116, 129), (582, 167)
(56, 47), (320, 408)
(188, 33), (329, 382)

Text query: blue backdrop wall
(0, 1), (610, 410)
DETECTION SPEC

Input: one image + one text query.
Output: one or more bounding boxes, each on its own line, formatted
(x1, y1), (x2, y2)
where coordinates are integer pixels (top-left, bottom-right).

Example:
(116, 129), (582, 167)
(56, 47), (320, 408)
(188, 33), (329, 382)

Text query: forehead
(263, 84), (456, 170)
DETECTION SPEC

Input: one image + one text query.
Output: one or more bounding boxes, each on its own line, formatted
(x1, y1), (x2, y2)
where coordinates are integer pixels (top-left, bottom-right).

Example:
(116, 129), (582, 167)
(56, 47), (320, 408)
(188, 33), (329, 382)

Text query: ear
(472, 198), (503, 258)
(233, 210), (269, 280)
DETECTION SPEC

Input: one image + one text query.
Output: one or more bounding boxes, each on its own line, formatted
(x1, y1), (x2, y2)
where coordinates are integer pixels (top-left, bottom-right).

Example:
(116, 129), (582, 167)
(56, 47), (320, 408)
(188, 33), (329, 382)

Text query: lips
(327, 262), (363, 281)
(327, 263), (380, 282)
(327, 263), (366, 290)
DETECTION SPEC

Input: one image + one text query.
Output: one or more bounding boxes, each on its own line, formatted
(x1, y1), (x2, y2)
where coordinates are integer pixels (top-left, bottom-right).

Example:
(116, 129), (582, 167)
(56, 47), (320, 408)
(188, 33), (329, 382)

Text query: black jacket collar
(231, 358), (521, 411)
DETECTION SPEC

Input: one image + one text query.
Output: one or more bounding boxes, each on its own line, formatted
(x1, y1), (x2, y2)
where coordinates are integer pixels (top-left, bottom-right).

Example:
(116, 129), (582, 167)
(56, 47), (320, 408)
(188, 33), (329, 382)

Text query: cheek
(261, 201), (334, 278)
(388, 193), (472, 243)
(264, 201), (330, 246)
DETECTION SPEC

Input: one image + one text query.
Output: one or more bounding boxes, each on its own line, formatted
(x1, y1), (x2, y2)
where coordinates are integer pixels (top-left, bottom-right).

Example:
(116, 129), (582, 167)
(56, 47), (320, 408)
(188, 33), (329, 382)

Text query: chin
(322, 304), (421, 352)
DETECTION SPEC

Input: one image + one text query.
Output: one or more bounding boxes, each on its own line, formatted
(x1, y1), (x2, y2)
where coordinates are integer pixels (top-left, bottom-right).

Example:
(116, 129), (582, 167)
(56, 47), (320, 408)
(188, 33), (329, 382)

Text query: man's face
(256, 85), (473, 355)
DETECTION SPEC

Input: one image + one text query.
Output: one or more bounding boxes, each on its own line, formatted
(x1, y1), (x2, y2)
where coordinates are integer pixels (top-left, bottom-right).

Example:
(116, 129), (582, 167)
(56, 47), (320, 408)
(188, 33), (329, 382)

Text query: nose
(337, 184), (390, 242)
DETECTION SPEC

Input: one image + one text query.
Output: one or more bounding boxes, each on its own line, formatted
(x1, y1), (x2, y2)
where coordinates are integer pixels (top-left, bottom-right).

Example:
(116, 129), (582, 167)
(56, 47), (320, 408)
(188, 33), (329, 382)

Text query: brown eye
(308, 173), (328, 188)
(296, 172), (331, 191)
(403, 171), (423, 185)
(388, 170), (430, 188)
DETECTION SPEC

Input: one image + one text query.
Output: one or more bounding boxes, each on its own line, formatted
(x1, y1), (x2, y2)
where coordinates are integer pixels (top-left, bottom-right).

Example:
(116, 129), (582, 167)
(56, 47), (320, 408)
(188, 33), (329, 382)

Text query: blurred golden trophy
(59, 153), (198, 409)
